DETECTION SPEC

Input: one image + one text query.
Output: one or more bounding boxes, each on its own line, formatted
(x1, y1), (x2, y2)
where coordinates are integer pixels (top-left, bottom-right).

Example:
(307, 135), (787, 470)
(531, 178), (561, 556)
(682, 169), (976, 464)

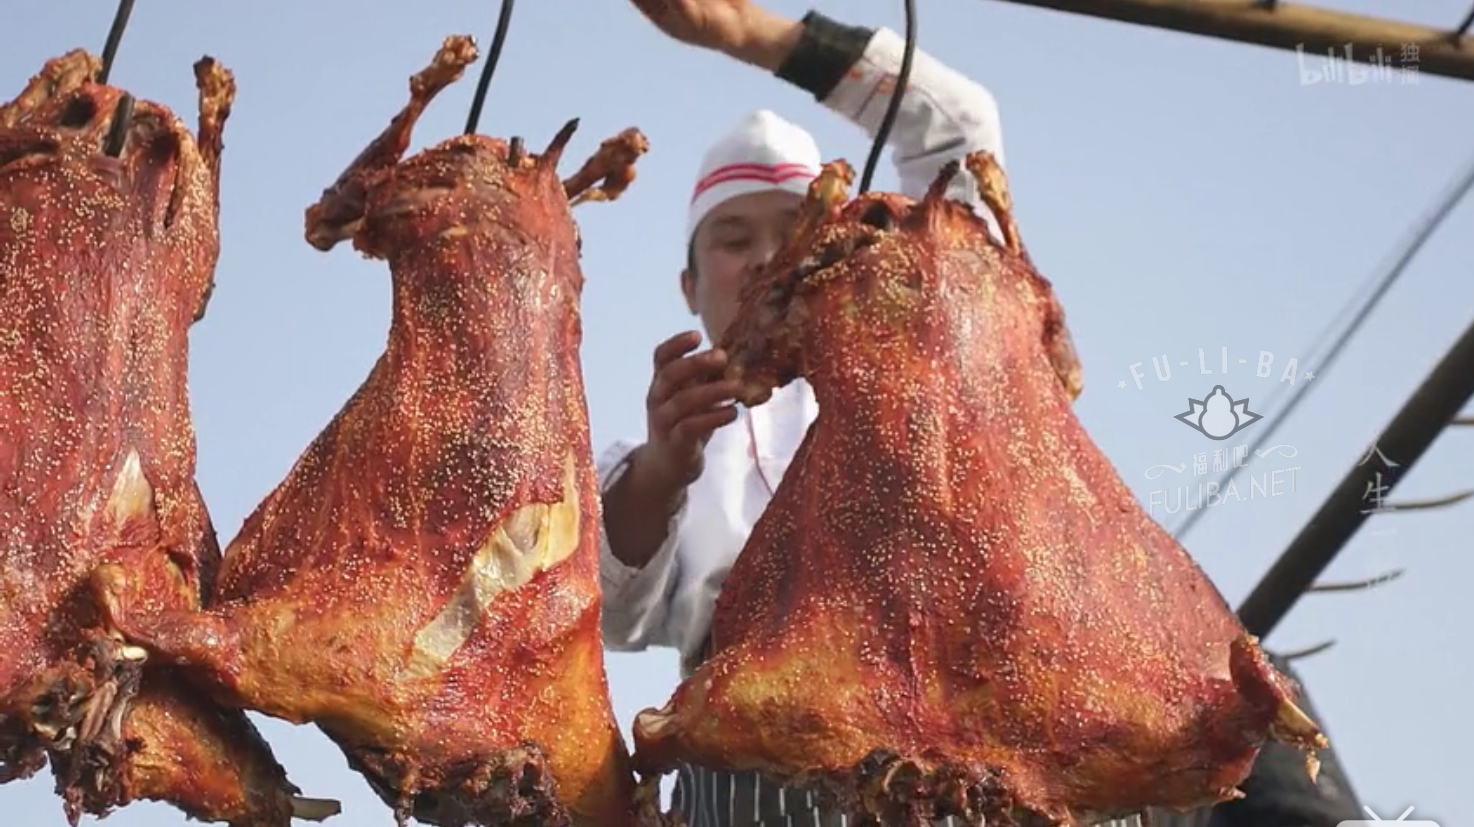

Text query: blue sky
(5, 1), (1471, 824)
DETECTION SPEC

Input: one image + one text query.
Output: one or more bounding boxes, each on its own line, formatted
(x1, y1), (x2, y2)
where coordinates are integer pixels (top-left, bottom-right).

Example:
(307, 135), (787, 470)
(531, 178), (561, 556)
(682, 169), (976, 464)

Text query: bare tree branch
(1308, 568), (1404, 593)
(1281, 640), (1337, 662)
(1378, 489), (1474, 512)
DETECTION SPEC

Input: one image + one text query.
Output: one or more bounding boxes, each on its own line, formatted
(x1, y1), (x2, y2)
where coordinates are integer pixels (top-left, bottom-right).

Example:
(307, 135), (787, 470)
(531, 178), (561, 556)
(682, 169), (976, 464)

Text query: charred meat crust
(0, 49), (102, 129)
(0, 49), (234, 320)
(718, 155), (1081, 405)
(347, 741), (572, 827)
(86, 34), (658, 827)
(303, 35), (648, 260)
(2, 48), (318, 827)
(31, 640), (146, 825)
(304, 35), (480, 253)
(635, 152), (1326, 825)
(0, 725), (48, 784)
(708, 751), (1151, 827)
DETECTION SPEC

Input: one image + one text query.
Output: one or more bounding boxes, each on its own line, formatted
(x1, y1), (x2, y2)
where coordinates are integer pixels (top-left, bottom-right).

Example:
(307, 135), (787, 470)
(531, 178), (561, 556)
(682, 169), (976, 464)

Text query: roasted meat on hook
(631, 154), (1327, 826)
(0, 49), (334, 826)
(93, 35), (662, 827)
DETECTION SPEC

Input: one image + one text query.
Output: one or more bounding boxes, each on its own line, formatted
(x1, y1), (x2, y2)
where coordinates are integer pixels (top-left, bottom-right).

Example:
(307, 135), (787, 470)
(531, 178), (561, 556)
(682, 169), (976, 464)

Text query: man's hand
(627, 0), (802, 71)
(635, 330), (744, 494)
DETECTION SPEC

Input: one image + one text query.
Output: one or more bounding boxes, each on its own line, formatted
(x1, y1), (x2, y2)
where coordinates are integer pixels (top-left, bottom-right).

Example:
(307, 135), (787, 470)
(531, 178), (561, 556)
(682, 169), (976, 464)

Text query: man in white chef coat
(598, 2), (1364, 826)
(600, 5), (1002, 822)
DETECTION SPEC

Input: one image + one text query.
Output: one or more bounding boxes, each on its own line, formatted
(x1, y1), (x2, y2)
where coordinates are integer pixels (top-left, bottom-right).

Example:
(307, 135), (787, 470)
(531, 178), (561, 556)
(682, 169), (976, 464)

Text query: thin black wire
(96, 0), (136, 85)
(464, 0), (516, 136)
(857, 0), (917, 194)
(1241, 141), (1467, 414)
(1172, 147), (1474, 542)
(1206, 212), (1402, 453)
(1174, 179), (1425, 470)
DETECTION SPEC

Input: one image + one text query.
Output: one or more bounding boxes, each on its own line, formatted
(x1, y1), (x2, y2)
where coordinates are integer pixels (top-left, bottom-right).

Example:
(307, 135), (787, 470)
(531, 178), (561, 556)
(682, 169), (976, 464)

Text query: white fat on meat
(408, 454), (582, 676)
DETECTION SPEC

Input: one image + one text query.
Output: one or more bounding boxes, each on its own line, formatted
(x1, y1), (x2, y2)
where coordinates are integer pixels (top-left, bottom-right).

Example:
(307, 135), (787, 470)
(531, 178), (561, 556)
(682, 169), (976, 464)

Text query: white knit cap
(686, 109), (822, 242)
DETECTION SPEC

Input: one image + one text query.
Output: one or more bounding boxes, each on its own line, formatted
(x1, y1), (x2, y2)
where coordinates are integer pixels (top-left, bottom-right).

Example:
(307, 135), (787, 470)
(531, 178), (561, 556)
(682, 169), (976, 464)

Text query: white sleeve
(820, 27), (1006, 209)
(595, 439), (684, 652)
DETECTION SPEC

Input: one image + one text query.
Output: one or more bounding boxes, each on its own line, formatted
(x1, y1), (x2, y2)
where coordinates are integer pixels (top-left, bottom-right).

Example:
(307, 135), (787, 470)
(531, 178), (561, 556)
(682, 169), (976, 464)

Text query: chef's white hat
(686, 109), (822, 242)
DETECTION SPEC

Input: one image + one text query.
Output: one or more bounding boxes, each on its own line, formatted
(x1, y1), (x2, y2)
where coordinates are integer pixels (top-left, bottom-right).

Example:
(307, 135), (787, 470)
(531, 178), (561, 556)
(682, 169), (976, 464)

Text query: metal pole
(984, 0), (1474, 83)
(1237, 312), (1474, 637)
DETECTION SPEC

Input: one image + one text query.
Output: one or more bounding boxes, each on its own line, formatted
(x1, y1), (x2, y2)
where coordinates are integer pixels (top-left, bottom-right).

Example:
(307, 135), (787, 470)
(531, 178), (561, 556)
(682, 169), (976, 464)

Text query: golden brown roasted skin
(93, 36), (662, 827)
(0, 50), (331, 826)
(631, 155), (1327, 826)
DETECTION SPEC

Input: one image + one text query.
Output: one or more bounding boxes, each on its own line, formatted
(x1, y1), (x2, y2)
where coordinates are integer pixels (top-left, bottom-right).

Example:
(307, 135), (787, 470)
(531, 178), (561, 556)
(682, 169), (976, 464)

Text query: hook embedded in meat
(91, 35), (668, 827)
(1, 49), (330, 825)
(630, 153), (1326, 826)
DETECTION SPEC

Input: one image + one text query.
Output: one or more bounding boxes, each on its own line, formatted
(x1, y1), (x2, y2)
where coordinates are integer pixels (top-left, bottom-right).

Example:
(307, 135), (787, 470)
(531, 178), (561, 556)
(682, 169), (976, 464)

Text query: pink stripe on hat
(691, 162), (816, 203)
(686, 110), (822, 241)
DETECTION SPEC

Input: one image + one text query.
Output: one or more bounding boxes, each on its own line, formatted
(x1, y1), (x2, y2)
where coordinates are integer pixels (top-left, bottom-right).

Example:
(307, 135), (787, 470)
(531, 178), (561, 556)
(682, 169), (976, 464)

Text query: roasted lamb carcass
(631, 154), (1328, 826)
(92, 35), (657, 827)
(0, 49), (334, 825)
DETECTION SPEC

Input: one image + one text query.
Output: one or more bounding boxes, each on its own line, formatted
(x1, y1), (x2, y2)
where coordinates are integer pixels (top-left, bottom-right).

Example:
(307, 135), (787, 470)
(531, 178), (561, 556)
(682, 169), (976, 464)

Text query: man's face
(683, 189), (804, 346)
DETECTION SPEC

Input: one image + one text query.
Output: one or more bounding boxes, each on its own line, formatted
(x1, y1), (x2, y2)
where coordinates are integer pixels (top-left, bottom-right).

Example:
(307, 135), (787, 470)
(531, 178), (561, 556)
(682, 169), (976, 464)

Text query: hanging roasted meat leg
(631, 154), (1327, 827)
(0, 49), (335, 826)
(92, 35), (664, 827)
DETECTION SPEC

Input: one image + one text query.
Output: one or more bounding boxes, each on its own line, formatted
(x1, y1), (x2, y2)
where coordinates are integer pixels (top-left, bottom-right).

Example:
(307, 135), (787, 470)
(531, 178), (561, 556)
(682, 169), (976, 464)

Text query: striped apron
(667, 639), (1148, 827)
(669, 761), (1153, 827)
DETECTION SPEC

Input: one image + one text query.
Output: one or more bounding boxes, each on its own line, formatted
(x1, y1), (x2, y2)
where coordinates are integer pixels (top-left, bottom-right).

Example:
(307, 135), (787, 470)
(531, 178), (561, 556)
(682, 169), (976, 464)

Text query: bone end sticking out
(412, 35), (478, 101)
(561, 127), (650, 207)
(192, 57), (235, 183)
(304, 35), (480, 252)
(0, 48), (101, 128)
(290, 796), (342, 821)
(964, 150), (1021, 256)
(785, 159), (853, 258)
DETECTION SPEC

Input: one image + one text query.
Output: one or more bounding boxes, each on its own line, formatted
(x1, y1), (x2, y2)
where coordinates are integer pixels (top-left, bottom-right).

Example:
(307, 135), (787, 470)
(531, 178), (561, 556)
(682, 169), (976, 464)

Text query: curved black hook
(102, 95), (134, 157)
(464, 0), (516, 135)
(857, 0), (917, 195)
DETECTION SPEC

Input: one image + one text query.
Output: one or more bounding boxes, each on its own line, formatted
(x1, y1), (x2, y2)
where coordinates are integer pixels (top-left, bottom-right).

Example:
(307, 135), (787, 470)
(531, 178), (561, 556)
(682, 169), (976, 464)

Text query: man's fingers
(654, 378), (744, 435)
(670, 405), (739, 445)
(628, 0), (666, 16)
(653, 331), (702, 371)
(648, 348), (729, 406)
(628, 0), (685, 32)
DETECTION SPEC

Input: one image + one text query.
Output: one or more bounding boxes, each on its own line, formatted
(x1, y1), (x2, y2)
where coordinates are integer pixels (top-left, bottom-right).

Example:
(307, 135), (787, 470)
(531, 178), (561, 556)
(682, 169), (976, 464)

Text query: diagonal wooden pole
(1237, 312), (1474, 638)
(984, 0), (1474, 82)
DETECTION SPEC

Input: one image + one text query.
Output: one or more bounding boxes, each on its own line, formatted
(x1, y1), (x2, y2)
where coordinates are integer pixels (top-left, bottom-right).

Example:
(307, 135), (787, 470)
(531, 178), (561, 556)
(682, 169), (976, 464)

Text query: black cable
(464, 0), (516, 136)
(97, 0), (136, 85)
(1172, 146), (1474, 543)
(857, 0), (917, 195)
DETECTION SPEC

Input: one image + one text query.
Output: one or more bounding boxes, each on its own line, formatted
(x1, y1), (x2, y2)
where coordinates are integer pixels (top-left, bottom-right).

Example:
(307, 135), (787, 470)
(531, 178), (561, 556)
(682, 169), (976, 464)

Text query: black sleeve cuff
(774, 10), (875, 102)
